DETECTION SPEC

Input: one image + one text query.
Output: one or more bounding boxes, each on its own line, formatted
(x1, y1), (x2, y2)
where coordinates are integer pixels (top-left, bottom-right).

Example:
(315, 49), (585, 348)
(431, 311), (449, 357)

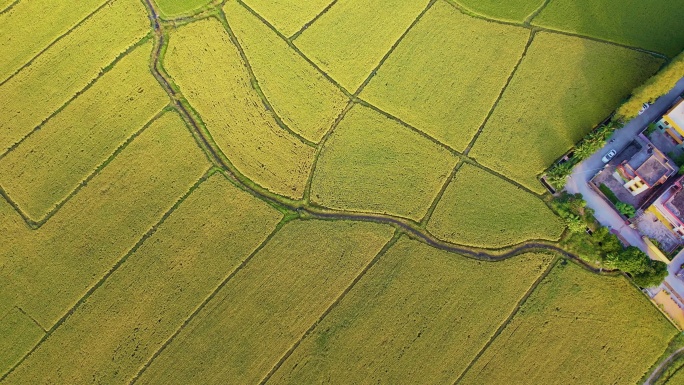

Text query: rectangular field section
(241, 0), (333, 37)
(269, 237), (554, 384)
(1, 175), (282, 384)
(136, 220), (394, 385)
(460, 262), (677, 385)
(0, 0), (151, 153)
(0, 41), (168, 221)
(0, 111), (210, 328)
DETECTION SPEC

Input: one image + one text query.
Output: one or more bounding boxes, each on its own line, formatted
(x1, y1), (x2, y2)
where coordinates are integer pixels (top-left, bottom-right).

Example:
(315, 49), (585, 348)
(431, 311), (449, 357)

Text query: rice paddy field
(1, 0), (683, 383)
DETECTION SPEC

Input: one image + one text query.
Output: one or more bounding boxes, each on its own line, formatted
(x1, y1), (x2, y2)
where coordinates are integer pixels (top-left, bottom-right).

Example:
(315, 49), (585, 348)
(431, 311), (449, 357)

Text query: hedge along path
(240, 0), (334, 38)
(533, 0), (684, 58)
(360, 0), (529, 152)
(223, 0), (349, 143)
(469, 31), (664, 193)
(133, 220), (395, 385)
(0, 0), (151, 154)
(0, 111), (211, 331)
(0, 0), (109, 82)
(1, 174), (284, 385)
(164, 17), (316, 200)
(458, 262), (677, 385)
(0, 307), (44, 378)
(0, 41), (169, 222)
(293, 0), (431, 92)
(427, 164), (564, 248)
(267, 237), (554, 385)
(310, 103), (457, 222)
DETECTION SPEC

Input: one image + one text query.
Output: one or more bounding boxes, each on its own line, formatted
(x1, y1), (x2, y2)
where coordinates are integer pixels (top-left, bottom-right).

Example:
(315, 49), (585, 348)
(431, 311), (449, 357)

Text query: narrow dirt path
(645, 347), (684, 385)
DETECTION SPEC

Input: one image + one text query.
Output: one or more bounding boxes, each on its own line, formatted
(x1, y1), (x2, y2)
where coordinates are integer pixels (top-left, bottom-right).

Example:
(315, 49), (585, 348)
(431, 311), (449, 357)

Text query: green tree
(605, 246), (668, 287)
(615, 202), (636, 218)
(547, 161), (575, 189)
(633, 261), (668, 287)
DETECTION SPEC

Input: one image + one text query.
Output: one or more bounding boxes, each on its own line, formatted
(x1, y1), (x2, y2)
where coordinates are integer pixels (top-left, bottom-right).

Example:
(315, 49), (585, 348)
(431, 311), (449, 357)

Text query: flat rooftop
(667, 99), (684, 129)
(635, 155), (672, 186)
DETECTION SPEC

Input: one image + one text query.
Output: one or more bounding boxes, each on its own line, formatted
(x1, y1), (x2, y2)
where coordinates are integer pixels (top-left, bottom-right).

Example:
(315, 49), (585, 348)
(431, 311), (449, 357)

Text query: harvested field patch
(1, 175), (282, 385)
(0, 0), (151, 153)
(0, 41), (168, 222)
(534, 0), (684, 57)
(470, 32), (663, 192)
(453, 0), (544, 22)
(0, 0), (107, 82)
(269, 237), (554, 384)
(0, 307), (44, 377)
(224, 1), (348, 143)
(136, 220), (394, 385)
(361, 1), (528, 151)
(0, 111), (210, 328)
(294, 0), (430, 91)
(427, 164), (564, 248)
(242, 0), (333, 37)
(310, 104), (457, 221)
(165, 18), (315, 199)
(153, 0), (213, 17)
(460, 262), (677, 385)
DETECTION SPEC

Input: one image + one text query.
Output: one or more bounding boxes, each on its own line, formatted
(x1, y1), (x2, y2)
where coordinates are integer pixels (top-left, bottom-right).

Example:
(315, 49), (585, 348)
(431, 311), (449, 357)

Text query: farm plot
(224, 1), (348, 143)
(1, 175), (282, 385)
(533, 0), (684, 57)
(0, 0), (107, 82)
(427, 164), (564, 248)
(135, 220), (394, 385)
(0, 111), (210, 329)
(165, 18), (315, 199)
(294, 0), (430, 91)
(242, 0), (333, 37)
(310, 104), (457, 221)
(460, 262), (677, 385)
(153, 0), (213, 17)
(451, 0), (544, 22)
(0, 41), (168, 222)
(470, 32), (663, 193)
(268, 237), (554, 384)
(361, 1), (529, 151)
(0, 0), (151, 154)
(0, 307), (44, 378)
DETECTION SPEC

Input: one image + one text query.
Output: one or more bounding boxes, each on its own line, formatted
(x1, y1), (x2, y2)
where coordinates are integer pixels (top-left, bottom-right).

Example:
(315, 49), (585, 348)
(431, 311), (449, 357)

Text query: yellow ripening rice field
(241, 0), (333, 37)
(165, 18), (315, 199)
(310, 104), (457, 221)
(269, 238), (554, 384)
(453, 0), (544, 22)
(153, 0), (213, 18)
(0, 41), (168, 222)
(361, 1), (529, 151)
(0, 0), (107, 81)
(0, 307), (44, 378)
(1, 174), (282, 385)
(470, 32), (663, 193)
(0, 111), (210, 329)
(135, 220), (394, 385)
(460, 262), (677, 385)
(294, 0), (430, 92)
(224, 0), (348, 143)
(0, 0), (151, 154)
(428, 164), (564, 248)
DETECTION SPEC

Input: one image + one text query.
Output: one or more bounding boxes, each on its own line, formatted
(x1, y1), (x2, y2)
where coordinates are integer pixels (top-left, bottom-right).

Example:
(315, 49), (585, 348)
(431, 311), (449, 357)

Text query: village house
(615, 141), (676, 196)
(657, 98), (684, 144)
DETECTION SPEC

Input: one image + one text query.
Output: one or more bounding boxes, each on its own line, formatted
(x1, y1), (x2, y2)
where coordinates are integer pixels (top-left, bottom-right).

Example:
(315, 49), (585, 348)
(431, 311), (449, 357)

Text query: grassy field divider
(0, 186), (33, 229)
(14, 307), (46, 334)
(352, 0), (436, 96)
(419, 160), (465, 227)
(0, 0), (114, 86)
(235, 0), (354, 98)
(129, 217), (288, 384)
(0, 168), (214, 383)
(258, 230), (402, 385)
(522, 0), (550, 26)
(0, 0), (19, 15)
(288, 0), (338, 41)
(452, 255), (560, 384)
(464, 157), (545, 198)
(463, 29), (535, 155)
(216, 11), (317, 147)
(0, 34), (153, 160)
